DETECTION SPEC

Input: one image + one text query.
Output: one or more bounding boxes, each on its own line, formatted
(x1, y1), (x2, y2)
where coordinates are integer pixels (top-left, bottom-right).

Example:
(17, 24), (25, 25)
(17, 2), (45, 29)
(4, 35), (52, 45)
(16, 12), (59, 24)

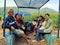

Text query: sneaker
(32, 40), (37, 43)
(40, 39), (45, 42)
(27, 40), (30, 43)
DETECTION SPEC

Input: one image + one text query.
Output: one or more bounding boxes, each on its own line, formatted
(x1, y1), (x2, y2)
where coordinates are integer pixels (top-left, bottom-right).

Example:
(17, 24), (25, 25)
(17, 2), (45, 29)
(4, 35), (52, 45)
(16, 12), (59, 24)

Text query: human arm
(39, 21), (46, 30)
(45, 19), (52, 29)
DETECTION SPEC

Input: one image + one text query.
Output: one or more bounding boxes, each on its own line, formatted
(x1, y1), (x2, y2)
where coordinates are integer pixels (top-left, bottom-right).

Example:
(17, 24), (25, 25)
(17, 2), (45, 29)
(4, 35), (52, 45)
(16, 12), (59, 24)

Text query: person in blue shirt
(2, 9), (30, 43)
(33, 16), (40, 36)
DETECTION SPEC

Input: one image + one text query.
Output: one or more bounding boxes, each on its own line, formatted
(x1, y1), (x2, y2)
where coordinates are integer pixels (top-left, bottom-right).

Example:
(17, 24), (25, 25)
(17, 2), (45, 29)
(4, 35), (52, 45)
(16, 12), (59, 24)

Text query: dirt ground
(0, 21), (60, 45)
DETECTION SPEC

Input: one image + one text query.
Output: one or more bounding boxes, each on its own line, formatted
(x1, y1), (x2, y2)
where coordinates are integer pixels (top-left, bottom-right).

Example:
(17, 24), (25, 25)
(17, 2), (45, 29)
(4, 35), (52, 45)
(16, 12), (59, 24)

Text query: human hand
(22, 26), (25, 30)
(11, 26), (15, 30)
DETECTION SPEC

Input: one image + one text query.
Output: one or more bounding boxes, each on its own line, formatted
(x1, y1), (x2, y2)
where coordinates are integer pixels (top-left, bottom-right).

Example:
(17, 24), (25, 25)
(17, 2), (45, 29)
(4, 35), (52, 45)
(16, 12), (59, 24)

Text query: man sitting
(15, 12), (27, 34)
(2, 9), (29, 43)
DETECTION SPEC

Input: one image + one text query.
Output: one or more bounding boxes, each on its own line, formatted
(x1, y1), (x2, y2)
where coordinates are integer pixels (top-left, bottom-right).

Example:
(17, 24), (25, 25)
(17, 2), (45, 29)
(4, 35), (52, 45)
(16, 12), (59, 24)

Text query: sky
(0, 0), (59, 12)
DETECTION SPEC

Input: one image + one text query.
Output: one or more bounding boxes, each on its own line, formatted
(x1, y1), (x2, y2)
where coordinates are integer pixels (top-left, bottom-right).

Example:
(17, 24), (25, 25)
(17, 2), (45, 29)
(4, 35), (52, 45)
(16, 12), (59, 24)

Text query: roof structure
(14, 0), (49, 9)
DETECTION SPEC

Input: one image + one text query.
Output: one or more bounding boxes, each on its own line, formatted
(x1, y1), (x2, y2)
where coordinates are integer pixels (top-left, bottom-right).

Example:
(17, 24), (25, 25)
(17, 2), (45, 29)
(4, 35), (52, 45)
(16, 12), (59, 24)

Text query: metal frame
(14, 0), (49, 9)
(57, 0), (60, 38)
(14, 0), (49, 16)
(3, 0), (49, 37)
(18, 7), (39, 9)
(29, 0), (31, 7)
(39, 0), (49, 9)
(37, 8), (40, 15)
(4, 0), (60, 38)
(3, 0), (6, 37)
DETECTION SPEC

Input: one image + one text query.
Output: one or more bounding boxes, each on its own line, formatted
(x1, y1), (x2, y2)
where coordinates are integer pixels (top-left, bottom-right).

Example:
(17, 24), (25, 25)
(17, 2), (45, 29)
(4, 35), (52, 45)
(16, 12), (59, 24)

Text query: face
(19, 15), (22, 20)
(8, 9), (14, 16)
(21, 16), (24, 20)
(39, 17), (42, 21)
(36, 18), (39, 21)
(45, 15), (49, 19)
(16, 15), (20, 20)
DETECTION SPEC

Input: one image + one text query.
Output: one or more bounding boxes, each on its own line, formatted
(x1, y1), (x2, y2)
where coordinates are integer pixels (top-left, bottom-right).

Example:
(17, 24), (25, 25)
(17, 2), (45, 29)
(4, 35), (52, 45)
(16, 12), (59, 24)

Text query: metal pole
(57, 0), (60, 38)
(18, 8), (19, 12)
(29, 0), (31, 7)
(38, 8), (40, 15)
(3, 0), (6, 37)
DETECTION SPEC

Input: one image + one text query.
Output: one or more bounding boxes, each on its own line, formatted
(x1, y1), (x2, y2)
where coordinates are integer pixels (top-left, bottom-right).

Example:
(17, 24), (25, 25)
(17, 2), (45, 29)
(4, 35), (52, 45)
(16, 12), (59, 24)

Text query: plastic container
(5, 32), (15, 45)
(45, 34), (57, 45)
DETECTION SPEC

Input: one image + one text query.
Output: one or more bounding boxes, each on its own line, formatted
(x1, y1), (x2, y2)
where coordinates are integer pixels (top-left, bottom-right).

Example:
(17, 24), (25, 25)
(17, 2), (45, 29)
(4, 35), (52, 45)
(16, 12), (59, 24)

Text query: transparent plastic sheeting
(14, 0), (49, 9)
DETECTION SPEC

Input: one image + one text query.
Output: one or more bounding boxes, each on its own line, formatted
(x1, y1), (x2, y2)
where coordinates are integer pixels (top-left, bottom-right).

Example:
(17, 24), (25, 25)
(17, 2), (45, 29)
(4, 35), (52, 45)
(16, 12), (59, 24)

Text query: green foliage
(0, 7), (58, 27)
(24, 14), (58, 27)
(50, 14), (58, 27)
(0, 13), (58, 27)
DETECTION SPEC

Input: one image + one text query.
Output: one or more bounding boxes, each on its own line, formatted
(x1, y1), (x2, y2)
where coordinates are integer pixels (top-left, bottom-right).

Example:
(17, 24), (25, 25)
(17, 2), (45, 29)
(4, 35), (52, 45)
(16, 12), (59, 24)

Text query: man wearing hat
(15, 12), (26, 33)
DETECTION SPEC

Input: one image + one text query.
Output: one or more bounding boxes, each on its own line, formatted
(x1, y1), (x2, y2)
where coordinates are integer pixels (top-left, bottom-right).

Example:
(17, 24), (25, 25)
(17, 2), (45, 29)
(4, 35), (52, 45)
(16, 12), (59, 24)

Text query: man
(15, 12), (26, 33)
(44, 13), (52, 33)
(2, 9), (29, 43)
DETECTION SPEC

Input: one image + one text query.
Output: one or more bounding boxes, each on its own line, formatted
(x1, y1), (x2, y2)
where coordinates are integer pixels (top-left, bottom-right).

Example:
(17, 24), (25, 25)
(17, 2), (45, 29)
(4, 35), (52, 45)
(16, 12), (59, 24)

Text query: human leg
(33, 28), (38, 36)
(13, 29), (30, 43)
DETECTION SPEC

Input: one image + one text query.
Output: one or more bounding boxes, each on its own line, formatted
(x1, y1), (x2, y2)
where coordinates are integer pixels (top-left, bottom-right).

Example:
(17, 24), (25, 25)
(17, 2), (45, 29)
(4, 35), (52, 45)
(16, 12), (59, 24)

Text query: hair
(40, 16), (45, 19)
(15, 14), (22, 18)
(15, 14), (18, 18)
(39, 16), (45, 21)
(36, 16), (39, 18)
(20, 14), (22, 17)
(45, 13), (50, 16)
(8, 9), (14, 12)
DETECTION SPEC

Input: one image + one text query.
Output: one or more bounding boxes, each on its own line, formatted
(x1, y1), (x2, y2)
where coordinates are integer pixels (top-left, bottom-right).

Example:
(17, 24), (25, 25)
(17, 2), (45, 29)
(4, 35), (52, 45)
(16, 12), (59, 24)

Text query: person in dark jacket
(2, 9), (30, 43)
(33, 16), (40, 36)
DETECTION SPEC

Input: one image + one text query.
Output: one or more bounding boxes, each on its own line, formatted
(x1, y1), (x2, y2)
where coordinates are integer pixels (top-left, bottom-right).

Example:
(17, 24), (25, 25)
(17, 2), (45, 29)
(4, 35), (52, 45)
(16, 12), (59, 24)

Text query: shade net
(14, 0), (49, 9)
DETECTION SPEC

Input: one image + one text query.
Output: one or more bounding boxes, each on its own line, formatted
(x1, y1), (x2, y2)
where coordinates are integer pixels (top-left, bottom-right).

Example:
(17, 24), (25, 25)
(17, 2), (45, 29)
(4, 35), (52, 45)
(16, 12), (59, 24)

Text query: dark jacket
(2, 16), (19, 30)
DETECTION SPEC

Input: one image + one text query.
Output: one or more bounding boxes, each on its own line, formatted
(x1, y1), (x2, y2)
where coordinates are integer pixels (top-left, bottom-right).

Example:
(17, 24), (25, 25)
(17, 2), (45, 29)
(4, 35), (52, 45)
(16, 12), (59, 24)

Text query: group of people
(2, 9), (30, 43)
(32, 13), (52, 42)
(2, 9), (52, 43)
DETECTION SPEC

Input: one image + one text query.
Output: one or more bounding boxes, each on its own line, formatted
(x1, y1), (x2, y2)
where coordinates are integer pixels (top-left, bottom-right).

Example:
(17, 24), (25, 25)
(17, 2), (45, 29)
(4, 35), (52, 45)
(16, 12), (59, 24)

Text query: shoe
(27, 40), (30, 43)
(32, 40), (37, 43)
(27, 37), (31, 40)
(33, 33), (36, 36)
(40, 39), (45, 42)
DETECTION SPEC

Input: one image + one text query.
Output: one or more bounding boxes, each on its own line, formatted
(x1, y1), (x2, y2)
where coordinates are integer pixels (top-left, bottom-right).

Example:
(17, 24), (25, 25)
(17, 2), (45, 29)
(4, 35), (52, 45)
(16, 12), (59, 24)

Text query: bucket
(5, 32), (15, 45)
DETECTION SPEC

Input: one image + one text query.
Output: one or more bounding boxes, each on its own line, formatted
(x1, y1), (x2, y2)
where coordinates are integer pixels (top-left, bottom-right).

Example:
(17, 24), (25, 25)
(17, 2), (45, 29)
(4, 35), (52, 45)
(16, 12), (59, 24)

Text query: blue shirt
(37, 20), (40, 27)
